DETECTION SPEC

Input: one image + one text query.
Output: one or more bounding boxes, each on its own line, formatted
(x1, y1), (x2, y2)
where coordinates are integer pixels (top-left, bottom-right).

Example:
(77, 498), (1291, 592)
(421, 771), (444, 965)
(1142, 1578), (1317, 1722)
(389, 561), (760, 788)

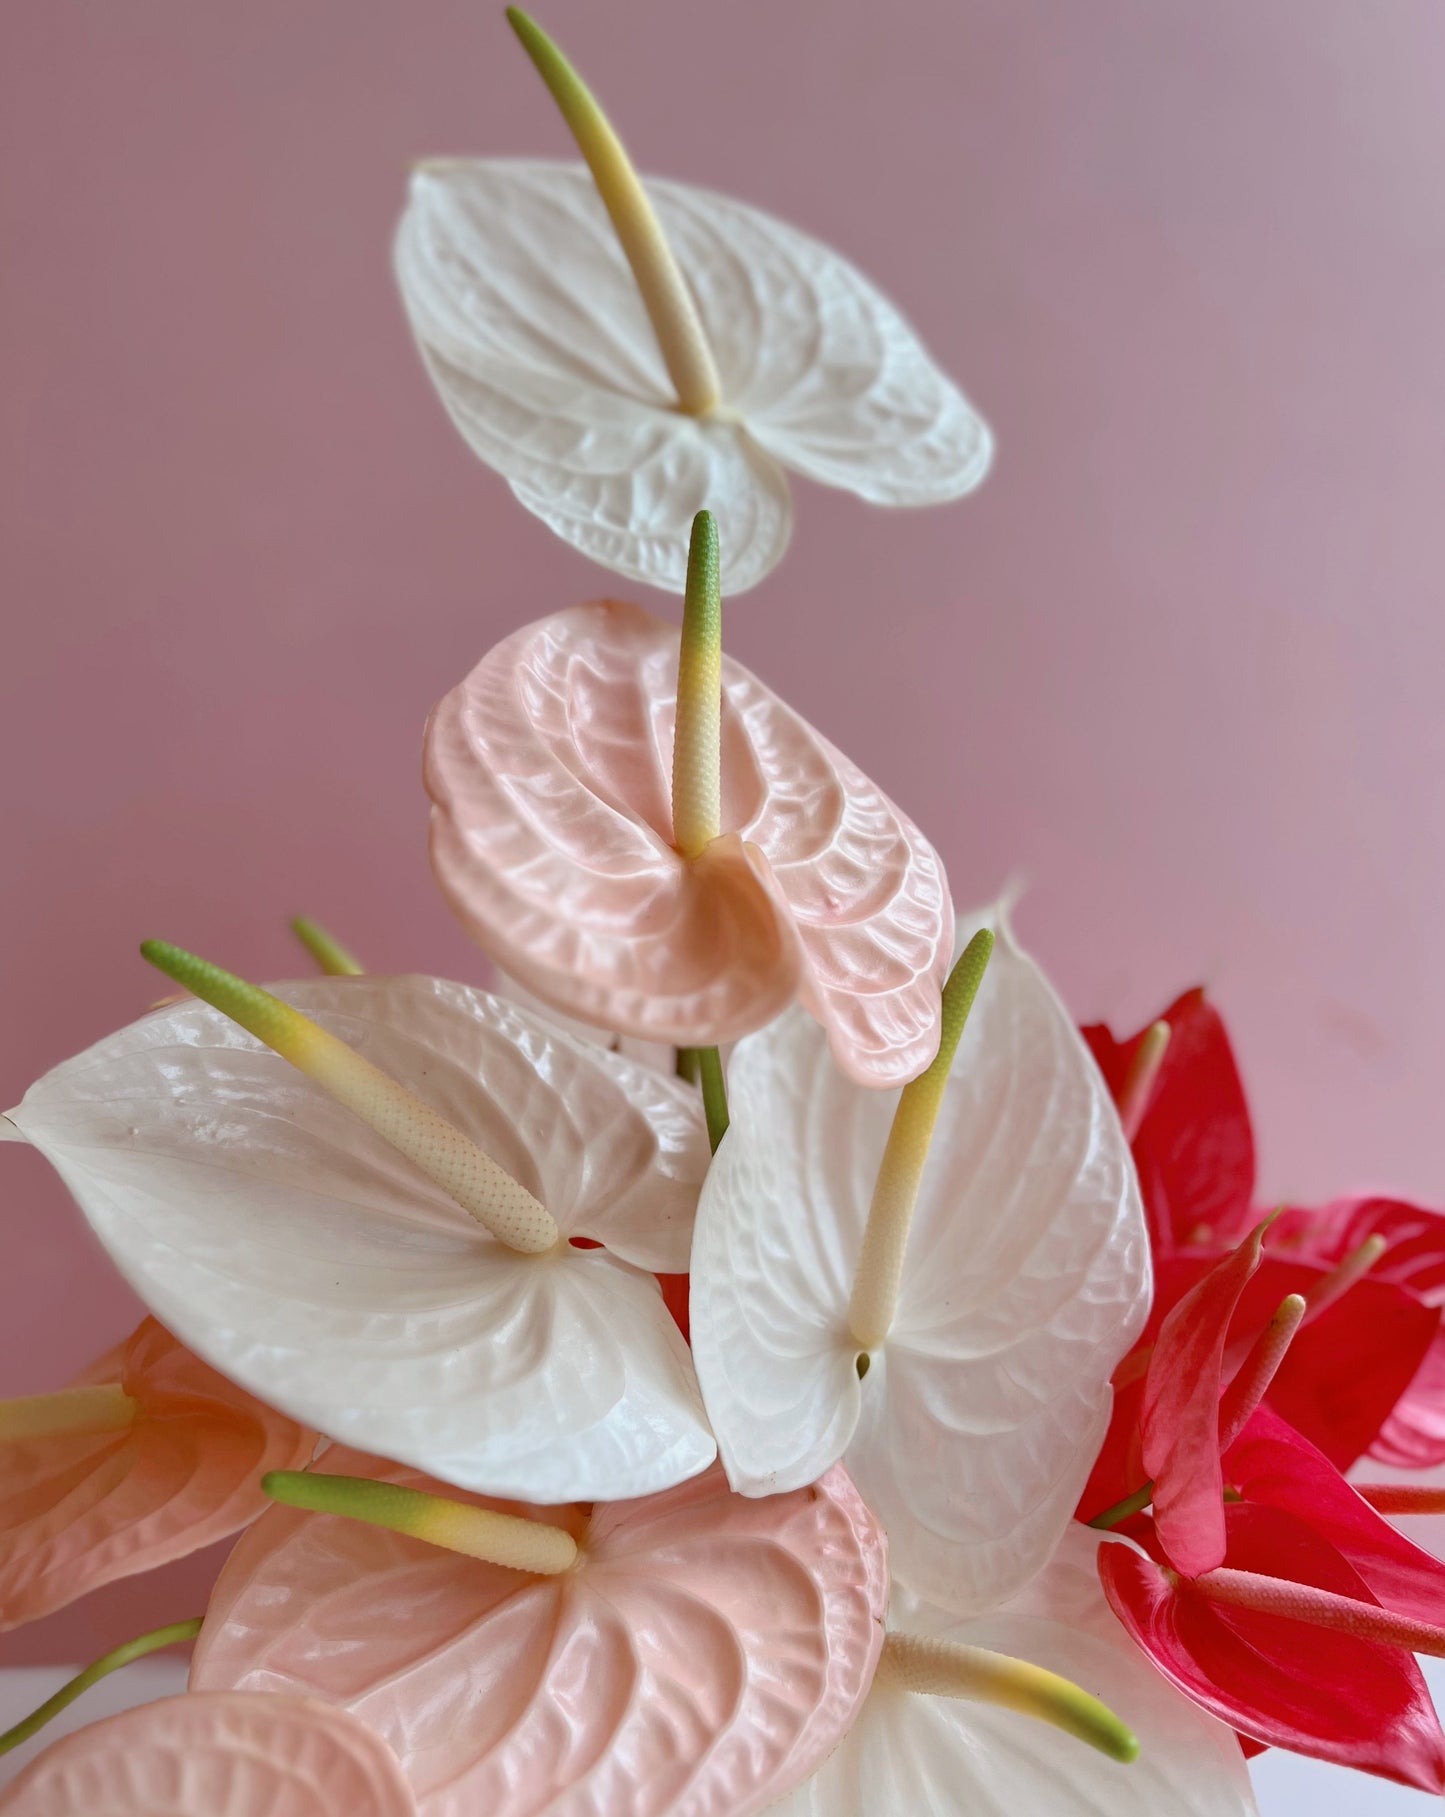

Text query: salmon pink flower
(425, 519), (953, 1086)
(6, 963), (715, 1503)
(0, 1692), (416, 1816)
(190, 1450), (888, 1817)
(0, 1319), (313, 1630)
(690, 910), (1150, 1614)
(769, 1524), (1256, 1817)
(396, 12), (990, 595)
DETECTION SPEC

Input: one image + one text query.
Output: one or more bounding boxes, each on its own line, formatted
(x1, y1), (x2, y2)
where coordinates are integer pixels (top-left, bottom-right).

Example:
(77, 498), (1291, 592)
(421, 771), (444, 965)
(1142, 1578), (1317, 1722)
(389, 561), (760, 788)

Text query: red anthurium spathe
(0, 1319), (314, 1630)
(1098, 1508), (1445, 1793)
(1277, 1197), (1445, 1469)
(0, 1692), (416, 1816)
(424, 601), (953, 1087)
(191, 1450), (888, 1817)
(1083, 990), (1255, 1257)
(1140, 1220), (1273, 1577)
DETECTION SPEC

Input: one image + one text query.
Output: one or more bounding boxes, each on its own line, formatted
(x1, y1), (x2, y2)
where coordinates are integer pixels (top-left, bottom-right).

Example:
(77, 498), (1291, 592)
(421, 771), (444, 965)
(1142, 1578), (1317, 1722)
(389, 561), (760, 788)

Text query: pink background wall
(2, 1), (1442, 1661)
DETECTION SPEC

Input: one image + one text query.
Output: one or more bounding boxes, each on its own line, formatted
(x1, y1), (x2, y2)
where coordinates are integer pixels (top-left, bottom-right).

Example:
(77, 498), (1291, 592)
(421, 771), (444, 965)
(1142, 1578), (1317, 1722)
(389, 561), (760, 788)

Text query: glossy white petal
(767, 1524), (1257, 1817)
(692, 909), (1150, 1614)
(395, 161), (989, 593)
(8, 976), (714, 1502)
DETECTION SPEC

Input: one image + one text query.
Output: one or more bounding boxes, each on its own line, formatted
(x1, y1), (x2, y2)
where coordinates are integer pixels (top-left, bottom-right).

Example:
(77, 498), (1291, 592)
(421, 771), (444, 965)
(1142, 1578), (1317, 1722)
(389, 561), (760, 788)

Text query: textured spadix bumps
(6, 975), (715, 1501)
(690, 909), (1150, 1614)
(425, 600), (953, 1087)
(0, 1693), (417, 1817)
(191, 1451), (889, 1817)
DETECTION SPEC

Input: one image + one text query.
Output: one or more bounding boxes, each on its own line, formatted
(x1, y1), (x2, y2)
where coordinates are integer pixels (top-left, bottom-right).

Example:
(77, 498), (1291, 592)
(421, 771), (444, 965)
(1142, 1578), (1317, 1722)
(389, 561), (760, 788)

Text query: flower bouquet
(2, 14), (1444, 1814)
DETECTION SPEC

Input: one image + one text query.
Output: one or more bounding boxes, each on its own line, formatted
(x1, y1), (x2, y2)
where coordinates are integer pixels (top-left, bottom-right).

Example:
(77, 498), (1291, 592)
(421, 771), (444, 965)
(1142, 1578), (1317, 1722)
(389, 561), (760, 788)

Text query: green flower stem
(695, 1047), (729, 1152)
(0, 1618), (203, 1758)
(1086, 1480), (1155, 1531)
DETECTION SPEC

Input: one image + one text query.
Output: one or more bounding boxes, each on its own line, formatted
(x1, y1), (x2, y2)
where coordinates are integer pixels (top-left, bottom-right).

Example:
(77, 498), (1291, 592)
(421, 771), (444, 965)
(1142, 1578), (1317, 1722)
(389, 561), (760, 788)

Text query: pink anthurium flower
(396, 13), (990, 596)
(0, 1318), (314, 1630)
(768, 1523), (1256, 1817)
(189, 1449), (888, 1817)
(0, 1691), (416, 1816)
(424, 593), (953, 1087)
(690, 908), (1150, 1614)
(6, 967), (715, 1503)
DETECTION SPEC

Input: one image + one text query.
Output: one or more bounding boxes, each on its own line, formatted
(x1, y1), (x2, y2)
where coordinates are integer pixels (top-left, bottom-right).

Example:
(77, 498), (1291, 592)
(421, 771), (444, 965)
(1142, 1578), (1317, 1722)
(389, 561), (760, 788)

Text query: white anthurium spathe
(393, 15), (991, 595)
(690, 906), (1151, 1615)
(5, 969), (716, 1503)
(765, 1523), (1259, 1817)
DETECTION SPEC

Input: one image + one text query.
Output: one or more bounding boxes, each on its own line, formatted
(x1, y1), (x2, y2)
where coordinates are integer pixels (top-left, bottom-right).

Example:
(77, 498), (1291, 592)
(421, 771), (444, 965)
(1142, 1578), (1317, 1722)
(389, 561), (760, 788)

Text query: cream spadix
(849, 929), (993, 1351)
(878, 1630), (1139, 1763)
(506, 7), (720, 418)
(263, 1470), (578, 1575)
(0, 1383), (137, 1444)
(290, 914), (364, 977)
(141, 941), (558, 1255)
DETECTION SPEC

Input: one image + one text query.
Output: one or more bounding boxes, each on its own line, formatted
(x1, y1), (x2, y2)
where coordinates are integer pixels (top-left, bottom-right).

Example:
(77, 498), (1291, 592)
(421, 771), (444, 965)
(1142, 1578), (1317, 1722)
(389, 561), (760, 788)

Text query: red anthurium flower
(1080, 994), (1444, 1489)
(1276, 1197), (1445, 1469)
(1083, 989), (1255, 1257)
(1099, 1503), (1445, 1793)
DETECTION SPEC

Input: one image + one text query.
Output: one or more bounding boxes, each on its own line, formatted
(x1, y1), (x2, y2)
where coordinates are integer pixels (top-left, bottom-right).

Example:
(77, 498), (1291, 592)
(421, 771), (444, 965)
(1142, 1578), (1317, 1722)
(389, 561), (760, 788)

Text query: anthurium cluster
(1080, 990), (1445, 1795)
(0, 10), (1433, 1817)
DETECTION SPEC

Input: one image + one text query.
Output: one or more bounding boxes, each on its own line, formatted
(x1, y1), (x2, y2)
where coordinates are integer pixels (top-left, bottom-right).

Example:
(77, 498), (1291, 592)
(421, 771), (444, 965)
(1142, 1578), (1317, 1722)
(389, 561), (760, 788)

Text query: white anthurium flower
(393, 11), (992, 595)
(491, 966), (677, 1074)
(5, 957), (716, 1503)
(691, 906), (1151, 1615)
(765, 1523), (1259, 1817)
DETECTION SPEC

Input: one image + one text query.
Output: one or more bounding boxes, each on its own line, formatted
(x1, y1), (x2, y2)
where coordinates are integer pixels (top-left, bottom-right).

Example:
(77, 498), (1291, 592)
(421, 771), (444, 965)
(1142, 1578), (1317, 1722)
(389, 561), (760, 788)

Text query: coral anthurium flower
(1098, 1405), (1445, 1796)
(0, 1692), (416, 1816)
(395, 12), (990, 595)
(424, 587), (952, 1087)
(690, 908), (1149, 1614)
(768, 1524), (1257, 1817)
(0, 1318), (314, 1631)
(190, 1450), (888, 1817)
(6, 966), (715, 1502)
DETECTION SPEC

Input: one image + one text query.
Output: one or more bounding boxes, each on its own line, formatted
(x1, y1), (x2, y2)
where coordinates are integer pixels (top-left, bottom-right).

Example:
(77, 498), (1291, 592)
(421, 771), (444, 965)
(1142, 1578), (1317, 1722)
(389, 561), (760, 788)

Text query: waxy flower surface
(0, 1319), (313, 1630)
(396, 15), (991, 595)
(425, 599), (952, 1086)
(190, 1451), (888, 1817)
(691, 910), (1150, 1613)
(0, 1692), (417, 1817)
(769, 1524), (1257, 1817)
(6, 972), (715, 1501)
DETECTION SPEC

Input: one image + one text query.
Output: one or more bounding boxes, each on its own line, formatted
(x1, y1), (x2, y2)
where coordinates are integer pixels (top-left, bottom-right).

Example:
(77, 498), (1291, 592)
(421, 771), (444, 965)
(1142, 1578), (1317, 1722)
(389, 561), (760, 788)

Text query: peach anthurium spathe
(0, 1318), (314, 1630)
(394, 15), (991, 596)
(0, 1692), (417, 1816)
(766, 1524), (1258, 1817)
(5, 972), (716, 1502)
(189, 1449), (889, 1817)
(425, 600), (953, 1087)
(690, 907), (1151, 1615)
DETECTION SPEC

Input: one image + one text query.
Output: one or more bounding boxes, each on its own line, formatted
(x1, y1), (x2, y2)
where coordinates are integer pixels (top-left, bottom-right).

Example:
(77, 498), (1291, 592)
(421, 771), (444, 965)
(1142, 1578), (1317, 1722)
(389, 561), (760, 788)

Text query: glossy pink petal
(1141, 1222), (1269, 1577)
(0, 1691), (415, 1815)
(0, 1320), (314, 1630)
(1099, 1509), (1445, 1793)
(424, 600), (952, 1087)
(192, 1449), (888, 1817)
